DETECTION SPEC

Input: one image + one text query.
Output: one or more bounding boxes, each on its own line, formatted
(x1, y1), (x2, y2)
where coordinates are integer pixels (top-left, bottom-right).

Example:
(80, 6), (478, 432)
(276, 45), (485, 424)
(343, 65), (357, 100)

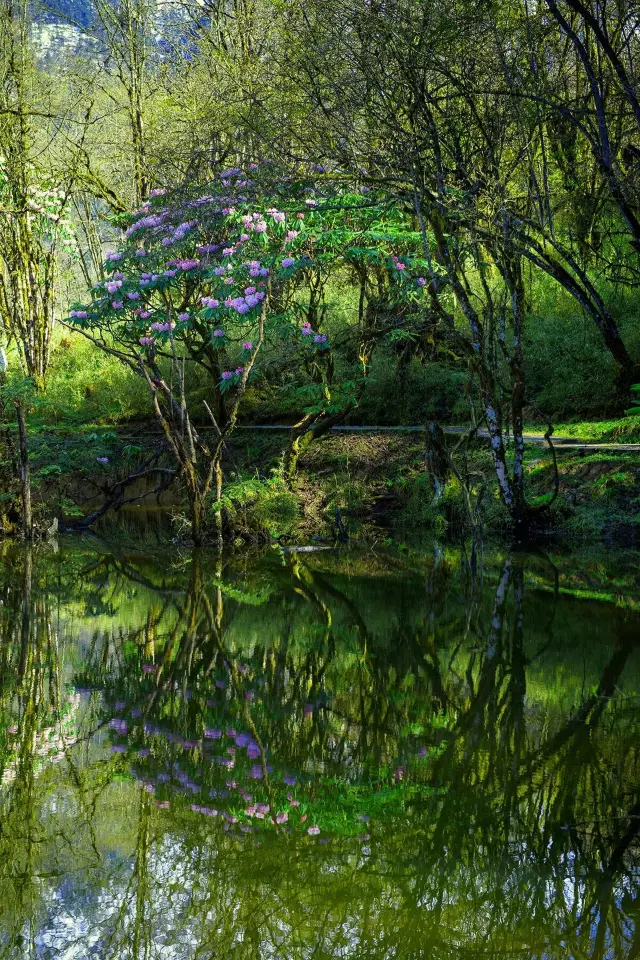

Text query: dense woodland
(1, 0), (640, 544)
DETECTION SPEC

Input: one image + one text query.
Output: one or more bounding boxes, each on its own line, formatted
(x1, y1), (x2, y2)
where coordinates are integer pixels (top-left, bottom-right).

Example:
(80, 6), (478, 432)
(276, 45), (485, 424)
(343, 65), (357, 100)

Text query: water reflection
(0, 540), (638, 957)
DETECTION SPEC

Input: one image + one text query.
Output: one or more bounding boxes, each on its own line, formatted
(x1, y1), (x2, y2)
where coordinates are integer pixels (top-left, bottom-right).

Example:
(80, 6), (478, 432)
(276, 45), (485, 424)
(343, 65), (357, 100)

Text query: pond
(0, 536), (639, 959)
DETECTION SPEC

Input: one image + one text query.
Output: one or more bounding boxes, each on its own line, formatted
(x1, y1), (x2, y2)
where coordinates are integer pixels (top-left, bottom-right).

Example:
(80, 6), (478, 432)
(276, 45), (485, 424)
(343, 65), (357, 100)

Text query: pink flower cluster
(241, 213), (268, 233)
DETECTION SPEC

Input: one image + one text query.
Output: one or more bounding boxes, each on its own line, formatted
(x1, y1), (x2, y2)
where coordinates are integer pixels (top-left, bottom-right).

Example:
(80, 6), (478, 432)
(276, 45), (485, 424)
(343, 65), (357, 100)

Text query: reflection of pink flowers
(276, 811), (288, 824)
(307, 825), (320, 835)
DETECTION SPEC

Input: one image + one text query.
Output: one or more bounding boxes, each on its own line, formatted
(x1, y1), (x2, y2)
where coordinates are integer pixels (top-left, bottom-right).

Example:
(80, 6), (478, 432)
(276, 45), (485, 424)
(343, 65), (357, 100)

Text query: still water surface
(0, 536), (639, 959)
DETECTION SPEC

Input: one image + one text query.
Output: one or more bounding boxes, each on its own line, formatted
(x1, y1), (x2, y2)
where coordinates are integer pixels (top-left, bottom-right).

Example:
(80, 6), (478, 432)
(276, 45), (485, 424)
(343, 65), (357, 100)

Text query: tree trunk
(15, 400), (32, 540)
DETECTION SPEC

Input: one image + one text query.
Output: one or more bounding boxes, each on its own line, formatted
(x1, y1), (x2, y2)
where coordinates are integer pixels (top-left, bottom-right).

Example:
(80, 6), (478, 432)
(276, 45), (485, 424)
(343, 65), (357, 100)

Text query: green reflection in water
(0, 538), (638, 958)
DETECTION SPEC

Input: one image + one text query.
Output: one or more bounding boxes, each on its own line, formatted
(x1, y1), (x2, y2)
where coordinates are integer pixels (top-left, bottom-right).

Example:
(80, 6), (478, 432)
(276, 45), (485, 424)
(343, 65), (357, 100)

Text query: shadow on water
(0, 537), (638, 957)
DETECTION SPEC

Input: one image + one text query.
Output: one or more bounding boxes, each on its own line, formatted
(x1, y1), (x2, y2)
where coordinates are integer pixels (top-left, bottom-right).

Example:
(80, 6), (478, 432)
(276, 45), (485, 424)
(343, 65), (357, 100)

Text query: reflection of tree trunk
(528, 627), (637, 772)
(18, 548), (32, 681)
(131, 791), (151, 960)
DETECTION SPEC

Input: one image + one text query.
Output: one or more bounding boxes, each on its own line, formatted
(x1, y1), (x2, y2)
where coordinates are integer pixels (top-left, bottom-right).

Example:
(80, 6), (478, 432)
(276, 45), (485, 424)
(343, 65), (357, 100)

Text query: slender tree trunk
(15, 400), (32, 540)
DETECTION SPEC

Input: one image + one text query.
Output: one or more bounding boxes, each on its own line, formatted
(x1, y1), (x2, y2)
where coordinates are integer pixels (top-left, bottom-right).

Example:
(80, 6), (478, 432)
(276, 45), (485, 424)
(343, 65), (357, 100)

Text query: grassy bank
(8, 421), (638, 547)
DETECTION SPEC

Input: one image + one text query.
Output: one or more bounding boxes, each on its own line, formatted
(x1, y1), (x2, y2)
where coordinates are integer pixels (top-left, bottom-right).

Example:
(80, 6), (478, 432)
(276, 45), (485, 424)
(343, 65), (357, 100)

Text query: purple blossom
(221, 371), (233, 380)
(136, 248), (146, 257)
(177, 312), (190, 322)
(139, 336), (154, 346)
(307, 825), (321, 835)
(125, 213), (166, 238)
(112, 301), (123, 309)
(416, 277), (427, 286)
(106, 252), (122, 262)
(127, 292), (140, 300)
(281, 257), (295, 269)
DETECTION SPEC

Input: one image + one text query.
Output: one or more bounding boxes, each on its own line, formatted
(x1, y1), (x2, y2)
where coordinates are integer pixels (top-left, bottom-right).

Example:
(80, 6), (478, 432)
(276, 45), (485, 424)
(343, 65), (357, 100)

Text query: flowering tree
(68, 168), (432, 543)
